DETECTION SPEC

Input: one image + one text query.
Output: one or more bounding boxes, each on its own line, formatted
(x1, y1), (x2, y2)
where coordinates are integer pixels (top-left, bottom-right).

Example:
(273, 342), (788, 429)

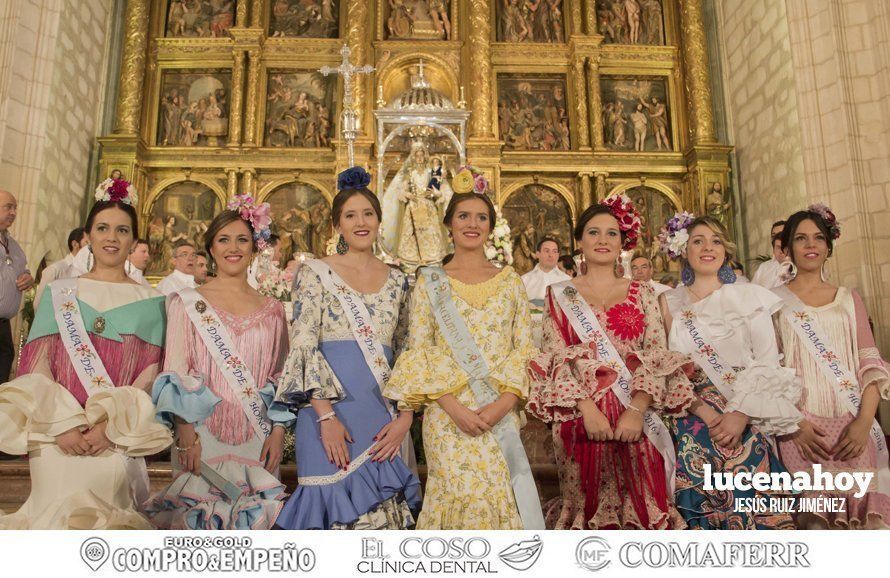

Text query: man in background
(521, 237), (570, 347)
(630, 253), (671, 296)
(194, 250), (209, 285)
(34, 227), (87, 308)
(156, 240), (197, 296)
(127, 238), (152, 287)
(751, 220), (788, 288)
(0, 190), (34, 382)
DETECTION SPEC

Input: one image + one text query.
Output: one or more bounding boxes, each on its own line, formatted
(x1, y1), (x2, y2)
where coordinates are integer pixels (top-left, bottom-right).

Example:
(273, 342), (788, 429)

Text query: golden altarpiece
(96, 0), (734, 279)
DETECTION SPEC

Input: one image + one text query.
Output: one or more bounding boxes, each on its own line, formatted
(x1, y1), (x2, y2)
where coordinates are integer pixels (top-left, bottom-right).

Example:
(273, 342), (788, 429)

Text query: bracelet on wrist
(316, 411), (337, 423)
(174, 431), (201, 453)
(626, 404), (642, 413)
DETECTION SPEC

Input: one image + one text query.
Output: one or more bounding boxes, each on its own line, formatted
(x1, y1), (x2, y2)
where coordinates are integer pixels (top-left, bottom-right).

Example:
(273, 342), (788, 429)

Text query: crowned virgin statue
(381, 142), (453, 268)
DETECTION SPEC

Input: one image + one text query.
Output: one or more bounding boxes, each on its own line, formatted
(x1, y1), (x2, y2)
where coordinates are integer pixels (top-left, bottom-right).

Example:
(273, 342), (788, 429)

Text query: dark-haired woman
(274, 168), (421, 530)
(0, 191), (173, 529)
(144, 197), (294, 530)
(773, 205), (890, 529)
(658, 214), (797, 529)
(385, 168), (543, 530)
(527, 197), (686, 529)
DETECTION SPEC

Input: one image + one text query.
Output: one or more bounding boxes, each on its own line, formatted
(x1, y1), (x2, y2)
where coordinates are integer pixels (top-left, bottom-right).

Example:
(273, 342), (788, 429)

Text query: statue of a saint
(706, 181), (731, 229)
(381, 144), (453, 267)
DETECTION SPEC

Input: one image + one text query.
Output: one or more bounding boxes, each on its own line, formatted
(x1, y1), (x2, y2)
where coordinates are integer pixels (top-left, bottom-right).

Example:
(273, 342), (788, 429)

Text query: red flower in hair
(606, 302), (646, 341)
(107, 179), (132, 203)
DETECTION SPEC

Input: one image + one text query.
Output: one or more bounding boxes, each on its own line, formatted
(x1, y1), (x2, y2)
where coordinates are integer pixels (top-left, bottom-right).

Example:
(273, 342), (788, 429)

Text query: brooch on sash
(93, 316), (106, 334)
(195, 300), (207, 313)
(563, 286), (577, 298)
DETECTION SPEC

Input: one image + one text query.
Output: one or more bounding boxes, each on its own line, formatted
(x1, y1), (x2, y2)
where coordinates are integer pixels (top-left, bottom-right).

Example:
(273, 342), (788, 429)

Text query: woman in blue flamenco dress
(274, 168), (420, 529)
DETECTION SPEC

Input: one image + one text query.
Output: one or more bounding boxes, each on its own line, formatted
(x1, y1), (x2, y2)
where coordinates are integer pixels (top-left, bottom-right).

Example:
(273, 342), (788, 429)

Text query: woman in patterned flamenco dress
(527, 197), (686, 529)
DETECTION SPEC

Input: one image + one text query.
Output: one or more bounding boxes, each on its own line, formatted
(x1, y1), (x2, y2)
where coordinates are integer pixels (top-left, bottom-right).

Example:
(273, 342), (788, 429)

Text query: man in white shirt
(156, 241), (197, 296)
(521, 237), (570, 347)
(126, 238), (152, 287)
(751, 220), (788, 288)
(630, 254), (672, 296)
(34, 227), (87, 308)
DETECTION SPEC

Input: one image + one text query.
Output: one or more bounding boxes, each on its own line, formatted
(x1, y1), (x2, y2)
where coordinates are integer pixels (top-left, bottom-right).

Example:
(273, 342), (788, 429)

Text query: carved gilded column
(586, 54), (604, 150)
(679, 0), (716, 144)
(345, 0), (370, 135)
(236, 1), (248, 27)
(468, 0), (493, 139)
(578, 172), (593, 213)
(228, 49), (245, 146)
(583, 0), (597, 36)
(226, 168), (239, 197)
(251, 0), (264, 28)
(243, 48), (261, 146)
(242, 168), (256, 196)
(112, 0), (149, 135)
(594, 171), (609, 201)
(572, 57), (590, 150)
(570, 0), (583, 35)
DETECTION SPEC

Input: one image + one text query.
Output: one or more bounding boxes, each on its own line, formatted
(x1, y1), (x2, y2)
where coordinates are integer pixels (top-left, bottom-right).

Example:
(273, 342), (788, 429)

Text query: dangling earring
(336, 234), (348, 255)
(86, 245), (93, 272)
(820, 261), (828, 282)
(613, 257), (622, 278)
(681, 265), (695, 286)
(717, 261), (737, 284)
(579, 253), (587, 276)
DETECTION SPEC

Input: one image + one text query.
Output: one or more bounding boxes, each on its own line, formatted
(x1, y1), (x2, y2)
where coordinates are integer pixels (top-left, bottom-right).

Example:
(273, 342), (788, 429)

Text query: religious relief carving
(158, 71), (231, 147)
(269, 0), (339, 38)
(496, 0), (565, 43)
(595, 0), (664, 46)
(385, 0), (452, 40)
(706, 181), (731, 229)
(148, 183), (222, 276)
(497, 75), (571, 151)
(165, 0), (236, 38)
(502, 184), (573, 274)
(265, 182), (332, 260)
(623, 185), (674, 274)
(264, 72), (334, 148)
(601, 77), (671, 152)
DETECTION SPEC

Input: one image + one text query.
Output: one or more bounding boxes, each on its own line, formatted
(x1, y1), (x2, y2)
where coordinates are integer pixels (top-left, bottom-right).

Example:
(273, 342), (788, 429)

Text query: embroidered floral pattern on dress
(605, 301), (645, 341)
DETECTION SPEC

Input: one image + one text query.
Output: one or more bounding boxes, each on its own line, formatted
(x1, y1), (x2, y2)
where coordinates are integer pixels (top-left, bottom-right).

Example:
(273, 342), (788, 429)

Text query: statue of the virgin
(380, 141), (453, 267)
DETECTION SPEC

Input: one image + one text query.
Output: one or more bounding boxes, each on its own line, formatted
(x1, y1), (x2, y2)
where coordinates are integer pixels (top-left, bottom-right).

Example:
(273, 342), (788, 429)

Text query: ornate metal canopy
(374, 60), (471, 195)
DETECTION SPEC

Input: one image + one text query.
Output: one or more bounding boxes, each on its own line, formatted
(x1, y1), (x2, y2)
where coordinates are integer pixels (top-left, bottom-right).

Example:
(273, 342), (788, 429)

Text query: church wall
(714, 0), (808, 263)
(0, 0), (113, 271)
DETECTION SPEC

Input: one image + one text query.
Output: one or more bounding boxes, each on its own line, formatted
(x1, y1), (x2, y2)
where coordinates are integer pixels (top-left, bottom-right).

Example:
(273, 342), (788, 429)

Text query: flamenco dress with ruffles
(527, 281), (686, 529)
(773, 285), (890, 529)
(143, 294), (295, 530)
(0, 279), (172, 529)
(662, 283), (799, 529)
(384, 267), (538, 530)
(274, 266), (420, 529)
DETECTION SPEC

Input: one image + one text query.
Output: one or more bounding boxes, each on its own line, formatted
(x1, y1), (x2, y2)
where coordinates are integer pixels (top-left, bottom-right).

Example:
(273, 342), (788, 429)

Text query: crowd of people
(0, 166), (887, 531)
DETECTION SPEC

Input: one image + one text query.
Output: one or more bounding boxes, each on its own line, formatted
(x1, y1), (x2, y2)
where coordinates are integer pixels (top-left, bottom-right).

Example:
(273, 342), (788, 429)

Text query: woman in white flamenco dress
(381, 145), (453, 267)
(0, 198), (172, 529)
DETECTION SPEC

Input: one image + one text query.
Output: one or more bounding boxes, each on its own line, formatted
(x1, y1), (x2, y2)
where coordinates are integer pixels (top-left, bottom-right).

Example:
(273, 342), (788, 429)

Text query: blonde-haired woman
(657, 214), (798, 529)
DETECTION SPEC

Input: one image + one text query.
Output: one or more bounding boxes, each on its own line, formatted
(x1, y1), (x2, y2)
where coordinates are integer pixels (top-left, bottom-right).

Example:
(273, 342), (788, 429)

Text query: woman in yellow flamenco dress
(384, 168), (544, 530)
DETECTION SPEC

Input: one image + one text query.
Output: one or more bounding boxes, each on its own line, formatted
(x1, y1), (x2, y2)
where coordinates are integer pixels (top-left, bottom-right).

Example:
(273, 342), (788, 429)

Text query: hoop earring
(336, 234), (348, 255)
(579, 253), (587, 276)
(717, 262), (737, 284)
(820, 261), (828, 282)
(613, 258), (622, 278)
(681, 265), (695, 286)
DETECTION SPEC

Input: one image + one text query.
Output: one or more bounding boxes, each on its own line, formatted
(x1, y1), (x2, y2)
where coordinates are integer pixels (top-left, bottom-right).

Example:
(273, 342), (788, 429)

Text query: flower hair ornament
(227, 194), (273, 251)
(95, 177), (138, 205)
(657, 211), (696, 260)
(337, 166), (372, 191)
(452, 165), (489, 195)
(602, 194), (642, 251)
(807, 202), (841, 240)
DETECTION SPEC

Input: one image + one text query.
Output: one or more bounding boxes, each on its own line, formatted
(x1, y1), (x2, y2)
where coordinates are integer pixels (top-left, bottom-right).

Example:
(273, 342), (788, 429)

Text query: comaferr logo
(576, 537), (611, 572)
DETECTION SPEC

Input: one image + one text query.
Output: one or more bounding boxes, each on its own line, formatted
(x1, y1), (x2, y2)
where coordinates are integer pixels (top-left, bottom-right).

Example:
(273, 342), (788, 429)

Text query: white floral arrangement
(255, 254), (294, 302)
(485, 208), (513, 266)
